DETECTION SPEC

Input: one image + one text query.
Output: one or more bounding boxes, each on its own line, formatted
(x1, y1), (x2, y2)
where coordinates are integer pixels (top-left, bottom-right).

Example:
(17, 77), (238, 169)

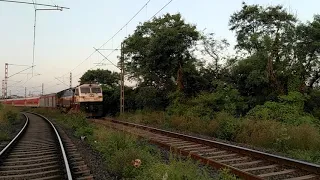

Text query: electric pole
(1, 80), (4, 98)
(93, 46), (124, 115)
(25, 87), (27, 98)
(120, 43), (125, 115)
(4, 63), (8, 99)
(70, 72), (72, 88)
(42, 83), (44, 95)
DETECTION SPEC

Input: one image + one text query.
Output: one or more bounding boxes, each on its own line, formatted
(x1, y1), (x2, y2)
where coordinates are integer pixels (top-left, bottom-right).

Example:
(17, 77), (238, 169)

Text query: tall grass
(120, 110), (320, 164)
(0, 105), (20, 141)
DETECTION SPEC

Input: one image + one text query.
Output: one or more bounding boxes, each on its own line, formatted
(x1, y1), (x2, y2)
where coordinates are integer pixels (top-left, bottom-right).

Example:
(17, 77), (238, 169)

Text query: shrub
(0, 131), (9, 141)
(287, 150), (320, 165)
(5, 110), (19, 125)
(236, 119), (320, 152)
(107, 147), (157, 178)
(247, 100), (317, 125)
(137, 157), (213, 180)
(215, 169), (238, 180)
(213, 112), (239, 141)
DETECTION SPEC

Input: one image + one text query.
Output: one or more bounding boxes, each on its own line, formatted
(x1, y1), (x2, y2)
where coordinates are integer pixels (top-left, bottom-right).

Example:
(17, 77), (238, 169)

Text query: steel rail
(0, 113), (29, 157)
(30, 112), (73, 180)
(109, 119), (320, 175)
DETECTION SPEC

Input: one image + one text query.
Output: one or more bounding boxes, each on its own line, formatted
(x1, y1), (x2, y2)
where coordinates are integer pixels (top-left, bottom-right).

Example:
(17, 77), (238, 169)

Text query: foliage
(0, 105), (20, 141)
(215, 169), (238, 180)
(200, 32), (229, 73)
(90, 125), (215, 179)
(56, 112), (93, 138)
(305, 89), (320, 121)
(123, 13), (199, 91)
(247, 92), (317, 125)
(213, 112), (239, 141)
(137, 157), (213, 180)
(79, 69), (119, 87)
(236, 119), (320, 153)
(134, 86), (168, 110)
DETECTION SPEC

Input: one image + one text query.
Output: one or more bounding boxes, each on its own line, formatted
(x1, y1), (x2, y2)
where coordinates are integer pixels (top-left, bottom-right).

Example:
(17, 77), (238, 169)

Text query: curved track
(0, 113), (72, 180)
(93, 119), (320, 180)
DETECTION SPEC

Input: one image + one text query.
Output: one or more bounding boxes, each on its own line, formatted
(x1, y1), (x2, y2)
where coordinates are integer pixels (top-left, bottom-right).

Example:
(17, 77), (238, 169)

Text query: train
(0, 83), (104, 117)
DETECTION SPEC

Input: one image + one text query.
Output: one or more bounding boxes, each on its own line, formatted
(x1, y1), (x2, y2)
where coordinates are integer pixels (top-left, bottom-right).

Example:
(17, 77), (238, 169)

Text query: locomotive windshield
(91, 87), (101, 93)
(80, 87), (90, 93)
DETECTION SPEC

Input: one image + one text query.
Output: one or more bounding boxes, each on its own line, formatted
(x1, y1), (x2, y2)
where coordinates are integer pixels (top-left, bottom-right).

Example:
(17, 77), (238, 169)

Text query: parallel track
(93, 119), (320, 180)
(0, 113), (72, 180)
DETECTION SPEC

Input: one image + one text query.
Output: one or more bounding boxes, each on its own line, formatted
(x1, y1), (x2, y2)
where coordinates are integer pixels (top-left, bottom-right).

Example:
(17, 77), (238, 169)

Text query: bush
(236, 119), (320, 152)
(5, 110), (19, 125)
(287, 150), (320, 165)
(247, 92), (318, 125)
(215, 169), (238, 180)
(0, 131), (9, 141)
(213, 112), (239, 141)
(137, 157), (213, 180)
(108, 147), (157, 178)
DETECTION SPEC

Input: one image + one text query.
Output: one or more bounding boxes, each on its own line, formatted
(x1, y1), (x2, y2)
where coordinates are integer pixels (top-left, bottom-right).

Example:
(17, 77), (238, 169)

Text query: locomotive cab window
(75, 89), (79, 95)
(80, 87), (90, 93)
(91, 87), (101, 93)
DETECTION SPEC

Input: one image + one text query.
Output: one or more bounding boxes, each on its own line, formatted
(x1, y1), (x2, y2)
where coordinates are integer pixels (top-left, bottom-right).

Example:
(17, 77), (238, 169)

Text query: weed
(215, 169), (238, 180)
(137, 157), (213, 180)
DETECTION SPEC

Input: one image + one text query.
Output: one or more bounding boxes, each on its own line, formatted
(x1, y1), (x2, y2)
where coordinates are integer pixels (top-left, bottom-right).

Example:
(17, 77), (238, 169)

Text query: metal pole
(120, 43), (125, 115)
(25, 87), (27, 98)
(42, 83), (44, 95)
(32, 9), (36, 76)
(4, 63), (8, 99)
(70, 72), (72, 88)
(1, 80), (4, 98)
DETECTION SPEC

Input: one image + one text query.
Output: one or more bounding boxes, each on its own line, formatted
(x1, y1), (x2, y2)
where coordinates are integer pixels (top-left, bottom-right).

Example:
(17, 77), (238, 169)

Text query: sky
(0, 0), (319, 97)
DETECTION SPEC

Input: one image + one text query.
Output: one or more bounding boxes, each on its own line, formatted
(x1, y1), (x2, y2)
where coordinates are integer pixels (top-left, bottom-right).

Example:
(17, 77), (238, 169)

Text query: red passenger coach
(0, 97), (40, 107)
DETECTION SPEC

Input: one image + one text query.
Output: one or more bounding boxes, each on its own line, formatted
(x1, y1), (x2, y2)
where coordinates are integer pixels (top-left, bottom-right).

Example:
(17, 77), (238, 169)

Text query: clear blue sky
(0, 0), (319, 96)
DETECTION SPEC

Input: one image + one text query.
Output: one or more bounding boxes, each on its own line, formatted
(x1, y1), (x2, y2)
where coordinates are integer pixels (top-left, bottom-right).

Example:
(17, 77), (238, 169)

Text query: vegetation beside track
(31, 108), (237, 179)
(75, 2), (320, 165)
(0, 104), (21, 141)
(119, 107), (320, 165)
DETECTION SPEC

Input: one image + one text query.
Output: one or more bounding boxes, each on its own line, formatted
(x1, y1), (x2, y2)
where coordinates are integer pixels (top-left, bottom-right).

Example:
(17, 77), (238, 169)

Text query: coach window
(75, 89), (79, 95)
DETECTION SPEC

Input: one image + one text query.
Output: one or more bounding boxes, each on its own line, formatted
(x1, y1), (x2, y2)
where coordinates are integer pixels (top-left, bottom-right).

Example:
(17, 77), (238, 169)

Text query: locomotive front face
(74, 84), (103, 103)
(74, 84), (103, 117)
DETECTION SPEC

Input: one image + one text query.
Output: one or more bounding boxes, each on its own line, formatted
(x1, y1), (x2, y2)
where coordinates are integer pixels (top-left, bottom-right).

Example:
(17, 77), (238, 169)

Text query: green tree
(122, 13), (200, 92)
(295, 15), (320, 90)
(229, 2), (297, 94)
(79, 69), (119, 87)
(200, 33), (229, 74)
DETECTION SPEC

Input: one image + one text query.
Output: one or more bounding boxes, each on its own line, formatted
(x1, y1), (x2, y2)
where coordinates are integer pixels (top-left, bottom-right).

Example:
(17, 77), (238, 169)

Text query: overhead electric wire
(66, 0), (152, 75)
(8, 66), (34, 78)
(43, 0), (174, 92)
(94, 0), (175, 68)
(0, 0), (69, 9)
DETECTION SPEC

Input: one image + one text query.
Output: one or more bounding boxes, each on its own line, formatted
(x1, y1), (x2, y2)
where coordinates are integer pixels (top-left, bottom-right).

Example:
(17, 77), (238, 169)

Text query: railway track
(92, 119), (320, 180)
(0, 112), (92, 180)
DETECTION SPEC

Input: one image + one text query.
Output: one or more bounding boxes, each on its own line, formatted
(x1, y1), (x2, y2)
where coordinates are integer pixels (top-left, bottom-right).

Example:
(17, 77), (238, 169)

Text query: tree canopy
(123, 13), (199, 91)
(79, 69), (119, 87)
